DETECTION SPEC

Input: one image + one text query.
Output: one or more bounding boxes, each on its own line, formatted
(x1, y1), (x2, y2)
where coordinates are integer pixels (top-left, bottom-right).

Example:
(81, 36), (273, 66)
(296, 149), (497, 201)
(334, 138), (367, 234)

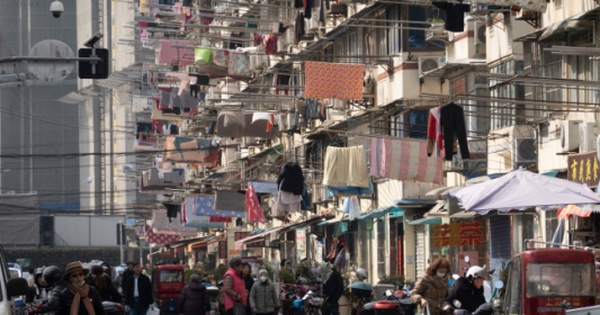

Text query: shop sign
(235, 232), (266, 248)
(567, 151), (599, 187)
(432, 222), (484, 247)
(218, 240), (227, 259)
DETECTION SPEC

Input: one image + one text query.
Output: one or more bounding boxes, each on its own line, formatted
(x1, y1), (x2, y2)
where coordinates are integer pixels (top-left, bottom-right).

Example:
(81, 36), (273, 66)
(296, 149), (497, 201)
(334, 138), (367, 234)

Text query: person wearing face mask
(249, 269), (281, 315)
(29, 261), (105, 315)
(442, 265), (487, 313)
(411, 258), (451, 315)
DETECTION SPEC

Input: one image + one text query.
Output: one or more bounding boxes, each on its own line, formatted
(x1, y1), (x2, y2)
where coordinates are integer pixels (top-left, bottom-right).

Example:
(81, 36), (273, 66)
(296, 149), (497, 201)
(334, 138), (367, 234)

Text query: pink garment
(246, 184), (266, 223)
(158, 40), (195, 65)
(304, 61), (365, 100)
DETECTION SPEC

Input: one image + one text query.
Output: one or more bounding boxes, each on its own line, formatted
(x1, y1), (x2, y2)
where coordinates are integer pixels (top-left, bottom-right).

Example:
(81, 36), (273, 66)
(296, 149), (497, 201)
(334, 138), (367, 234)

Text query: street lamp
(119, 220), (124, 265)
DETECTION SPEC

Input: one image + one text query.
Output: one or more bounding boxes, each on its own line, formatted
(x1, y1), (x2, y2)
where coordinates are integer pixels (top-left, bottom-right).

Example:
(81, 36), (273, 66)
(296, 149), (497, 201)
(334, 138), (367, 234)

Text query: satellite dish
(28, 40), (75, 82)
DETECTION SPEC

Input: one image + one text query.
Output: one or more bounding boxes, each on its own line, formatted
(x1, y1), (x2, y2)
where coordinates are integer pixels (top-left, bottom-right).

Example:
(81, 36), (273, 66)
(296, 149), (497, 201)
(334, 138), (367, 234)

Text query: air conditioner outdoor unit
(513, 138), (537, 169)
(579, 122), (598, 153)
(474, 24), (486, 56)
(561, 120), (581, 152)
(418, 57), (446, 77)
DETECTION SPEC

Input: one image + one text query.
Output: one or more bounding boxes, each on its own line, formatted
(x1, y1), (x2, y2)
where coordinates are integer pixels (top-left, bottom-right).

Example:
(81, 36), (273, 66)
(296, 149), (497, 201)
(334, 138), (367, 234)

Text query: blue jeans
(129, 298), (149, 315)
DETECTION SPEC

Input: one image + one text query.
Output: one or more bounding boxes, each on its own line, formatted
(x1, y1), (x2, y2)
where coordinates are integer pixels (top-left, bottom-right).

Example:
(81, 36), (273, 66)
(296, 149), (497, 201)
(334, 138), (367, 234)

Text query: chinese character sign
(432, 222), (484, 247)
(567, 151), (600, 187)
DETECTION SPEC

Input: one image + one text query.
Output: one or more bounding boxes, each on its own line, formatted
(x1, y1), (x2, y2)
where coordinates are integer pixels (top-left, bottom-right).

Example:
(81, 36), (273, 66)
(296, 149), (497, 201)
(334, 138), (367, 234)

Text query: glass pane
(408, 6), (426, 48)
(525, 263), (595, 297)
(159, 269), (183, 283)
(507, 259), (521, 314)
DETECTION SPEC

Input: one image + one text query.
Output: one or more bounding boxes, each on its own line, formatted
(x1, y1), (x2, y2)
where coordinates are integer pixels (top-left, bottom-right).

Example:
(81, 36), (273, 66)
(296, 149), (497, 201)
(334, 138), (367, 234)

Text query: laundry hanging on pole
(304, 61), (365, 100)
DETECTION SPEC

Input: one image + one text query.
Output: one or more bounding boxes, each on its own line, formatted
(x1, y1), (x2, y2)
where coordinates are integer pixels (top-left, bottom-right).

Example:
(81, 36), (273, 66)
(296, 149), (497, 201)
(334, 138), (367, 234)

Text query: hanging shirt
(432, 2), (470, 32)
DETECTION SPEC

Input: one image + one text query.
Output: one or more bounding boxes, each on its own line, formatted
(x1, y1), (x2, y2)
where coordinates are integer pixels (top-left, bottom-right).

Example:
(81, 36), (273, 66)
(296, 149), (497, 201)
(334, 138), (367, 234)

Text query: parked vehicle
(495, 248), (599, 315)
(102, 300), (126, 315)
(152, 264), (185, 315)
(447, 300), (494, 315)
(0, 251), (36, 315)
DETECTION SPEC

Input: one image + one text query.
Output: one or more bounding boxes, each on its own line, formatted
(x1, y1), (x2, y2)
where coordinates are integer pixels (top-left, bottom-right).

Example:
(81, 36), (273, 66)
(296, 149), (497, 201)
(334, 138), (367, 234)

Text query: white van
(0, 246), (29, 315)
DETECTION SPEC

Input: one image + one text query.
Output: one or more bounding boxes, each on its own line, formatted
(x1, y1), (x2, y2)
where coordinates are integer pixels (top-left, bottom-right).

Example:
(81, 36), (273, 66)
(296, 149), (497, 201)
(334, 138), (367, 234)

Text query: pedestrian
(249, 269), (281, 315)
(121, 262), (134, 293)
(27, 268), (36, 287)
(29, 261), (105, 315)
(223, 257), (247, 315)
(124, 263), (155, 315)
(411, 258), (451, 315)
(177, 274), (211, 315)
(90, 266), (122, 303)
(242, 263), (254, 315)
(322, 260), (344, 315)
(34, 267), (50, 300)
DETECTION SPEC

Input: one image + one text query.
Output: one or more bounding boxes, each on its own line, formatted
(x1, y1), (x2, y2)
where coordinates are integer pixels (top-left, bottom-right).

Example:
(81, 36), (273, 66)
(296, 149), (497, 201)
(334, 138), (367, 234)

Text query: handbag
(233, 302), (246, 315)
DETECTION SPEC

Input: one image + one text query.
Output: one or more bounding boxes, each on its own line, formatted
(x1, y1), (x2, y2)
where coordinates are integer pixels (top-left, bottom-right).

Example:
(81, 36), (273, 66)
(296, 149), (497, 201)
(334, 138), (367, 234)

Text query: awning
(318, 217), (343, 226)
(358, 206), (401, 220)
(170, 235), (213, 248)
(449, 210), (478, 220)
(425, 186), (458, 199)
(425, 200), (448, 217)
(394, 199), (439, 208)
(235, 225), (288, 246)
(408, 217), (442, 225)
(539, 11), (591, 42)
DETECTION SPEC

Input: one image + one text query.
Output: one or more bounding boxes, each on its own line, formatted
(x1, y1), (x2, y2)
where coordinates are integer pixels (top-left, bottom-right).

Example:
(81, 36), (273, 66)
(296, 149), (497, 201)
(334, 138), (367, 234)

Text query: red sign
(567, 151), (600, 187)
(218, 241), (227, 259)
(432, 222), (484, 247)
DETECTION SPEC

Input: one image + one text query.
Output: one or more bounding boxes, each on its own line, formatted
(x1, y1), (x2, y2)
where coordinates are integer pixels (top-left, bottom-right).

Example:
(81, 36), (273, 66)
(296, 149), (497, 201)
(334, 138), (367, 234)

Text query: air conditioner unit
(418, 57), (446, 77)
(579, 122), (598, 153)
(513, 138), (537, 169)
(474, 24), (486, 56)
(561, 120), (581, 152)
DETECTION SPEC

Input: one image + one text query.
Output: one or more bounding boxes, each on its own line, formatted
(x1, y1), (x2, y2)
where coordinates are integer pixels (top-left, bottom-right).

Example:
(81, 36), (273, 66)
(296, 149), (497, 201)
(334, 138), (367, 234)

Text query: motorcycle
(446, 300), (494, 315)
(207, 281), (223, 315)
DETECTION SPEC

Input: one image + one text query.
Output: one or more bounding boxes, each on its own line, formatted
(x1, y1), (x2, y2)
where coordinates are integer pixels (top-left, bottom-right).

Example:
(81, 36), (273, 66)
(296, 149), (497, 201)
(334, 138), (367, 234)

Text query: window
(504, 258), (521, 314)
(390, 109), (428, 139)
(525, 263), (594, 297)
(406, 5), (445, 50)
(377, 219), (386, 277)
(159, 269), (183, 283)
(387, 6), (400, 54)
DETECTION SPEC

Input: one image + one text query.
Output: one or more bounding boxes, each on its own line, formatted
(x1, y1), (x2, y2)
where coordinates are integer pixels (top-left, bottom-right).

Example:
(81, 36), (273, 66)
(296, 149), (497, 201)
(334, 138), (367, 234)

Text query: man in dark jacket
(30, 262), (106, 315)
(323, 263), (344, 315)
(442, 266), (487, 313)
(242, 263), (255, 315)
(177, 274), (211, 315)
(124, 263), (154, 315)
(121, 262), (134, 293)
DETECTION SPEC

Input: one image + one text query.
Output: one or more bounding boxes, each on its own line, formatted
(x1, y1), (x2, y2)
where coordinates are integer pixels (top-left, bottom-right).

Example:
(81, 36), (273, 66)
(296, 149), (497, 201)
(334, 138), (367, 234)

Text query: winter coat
(224, 268), (248, 310)
(177, 281), (211, 315)
(411, 275), (449, 315)
(124, 274), (154, 308)
(90, 274), (122, 303)
(249, 280), (280, 314)
(277, 162), (304, 195)
(323, 269), (344, 303)
(442, 277), (486, 313)
(36, 282), (105, 315)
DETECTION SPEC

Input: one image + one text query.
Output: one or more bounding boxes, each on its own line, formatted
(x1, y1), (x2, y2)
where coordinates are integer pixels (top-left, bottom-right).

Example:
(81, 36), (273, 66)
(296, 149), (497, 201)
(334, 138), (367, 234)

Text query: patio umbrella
(448, 168), (600, 214)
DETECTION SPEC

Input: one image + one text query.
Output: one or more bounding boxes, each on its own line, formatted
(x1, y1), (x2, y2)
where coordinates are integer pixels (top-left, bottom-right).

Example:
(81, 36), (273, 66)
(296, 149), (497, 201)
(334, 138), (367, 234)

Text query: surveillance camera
(50, 1), (64, 18)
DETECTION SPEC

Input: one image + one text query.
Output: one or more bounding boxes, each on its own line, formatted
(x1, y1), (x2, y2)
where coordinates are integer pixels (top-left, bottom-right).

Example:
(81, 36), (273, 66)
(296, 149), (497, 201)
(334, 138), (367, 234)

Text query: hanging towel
(304, 61), (365, 100)
(323, 146), (369, 188)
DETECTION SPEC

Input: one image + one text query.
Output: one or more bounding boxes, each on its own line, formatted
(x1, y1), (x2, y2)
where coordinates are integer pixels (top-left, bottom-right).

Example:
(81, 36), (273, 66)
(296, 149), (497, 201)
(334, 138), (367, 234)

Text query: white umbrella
(448, 168), (600, 214)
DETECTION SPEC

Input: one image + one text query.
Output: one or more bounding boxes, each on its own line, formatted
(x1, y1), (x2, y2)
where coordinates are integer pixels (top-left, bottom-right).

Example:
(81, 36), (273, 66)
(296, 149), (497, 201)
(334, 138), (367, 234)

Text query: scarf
(66, 283), (96, 315)
(423, 275), (448, 289)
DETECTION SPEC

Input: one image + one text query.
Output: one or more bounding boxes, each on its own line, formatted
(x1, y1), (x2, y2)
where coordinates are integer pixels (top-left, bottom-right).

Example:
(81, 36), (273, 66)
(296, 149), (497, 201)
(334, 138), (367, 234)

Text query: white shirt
(134, 275), (139, 298)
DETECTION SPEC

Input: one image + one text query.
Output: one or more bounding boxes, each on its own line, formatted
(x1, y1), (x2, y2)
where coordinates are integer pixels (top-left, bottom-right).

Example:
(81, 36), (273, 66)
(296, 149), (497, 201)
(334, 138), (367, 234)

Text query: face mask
(436, 272), (446, 278)
(260, 276), (267, 282)
(72, 280), (85, 287)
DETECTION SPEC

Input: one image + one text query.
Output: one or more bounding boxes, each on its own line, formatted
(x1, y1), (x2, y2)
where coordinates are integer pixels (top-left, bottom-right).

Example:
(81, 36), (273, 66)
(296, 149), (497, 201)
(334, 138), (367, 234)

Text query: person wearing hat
(124, 263), (154, 315)
(90, 265), (122, 303)
(29, 261), (105, 315)
(442, 266), (487, 313)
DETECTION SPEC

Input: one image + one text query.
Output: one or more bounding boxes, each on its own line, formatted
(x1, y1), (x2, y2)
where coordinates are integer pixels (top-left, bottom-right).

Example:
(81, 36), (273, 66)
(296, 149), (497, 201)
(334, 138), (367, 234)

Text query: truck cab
(0, 246), (30, 315)
(153, 264), (185, 315)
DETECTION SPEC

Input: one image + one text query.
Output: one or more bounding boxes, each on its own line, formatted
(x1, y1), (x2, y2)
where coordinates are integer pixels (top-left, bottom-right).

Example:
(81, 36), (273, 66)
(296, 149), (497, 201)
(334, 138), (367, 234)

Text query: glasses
(71, 273), (84, 278)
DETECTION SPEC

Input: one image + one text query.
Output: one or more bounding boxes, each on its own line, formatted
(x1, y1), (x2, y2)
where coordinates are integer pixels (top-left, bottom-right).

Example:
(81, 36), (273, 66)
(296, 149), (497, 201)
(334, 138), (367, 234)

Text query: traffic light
(78, 48), (109, 79)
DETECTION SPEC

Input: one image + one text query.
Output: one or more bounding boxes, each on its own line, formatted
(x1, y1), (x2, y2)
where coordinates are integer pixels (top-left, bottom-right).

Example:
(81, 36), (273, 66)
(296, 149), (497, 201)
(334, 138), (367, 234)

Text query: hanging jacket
(277, 162), (304, 195)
